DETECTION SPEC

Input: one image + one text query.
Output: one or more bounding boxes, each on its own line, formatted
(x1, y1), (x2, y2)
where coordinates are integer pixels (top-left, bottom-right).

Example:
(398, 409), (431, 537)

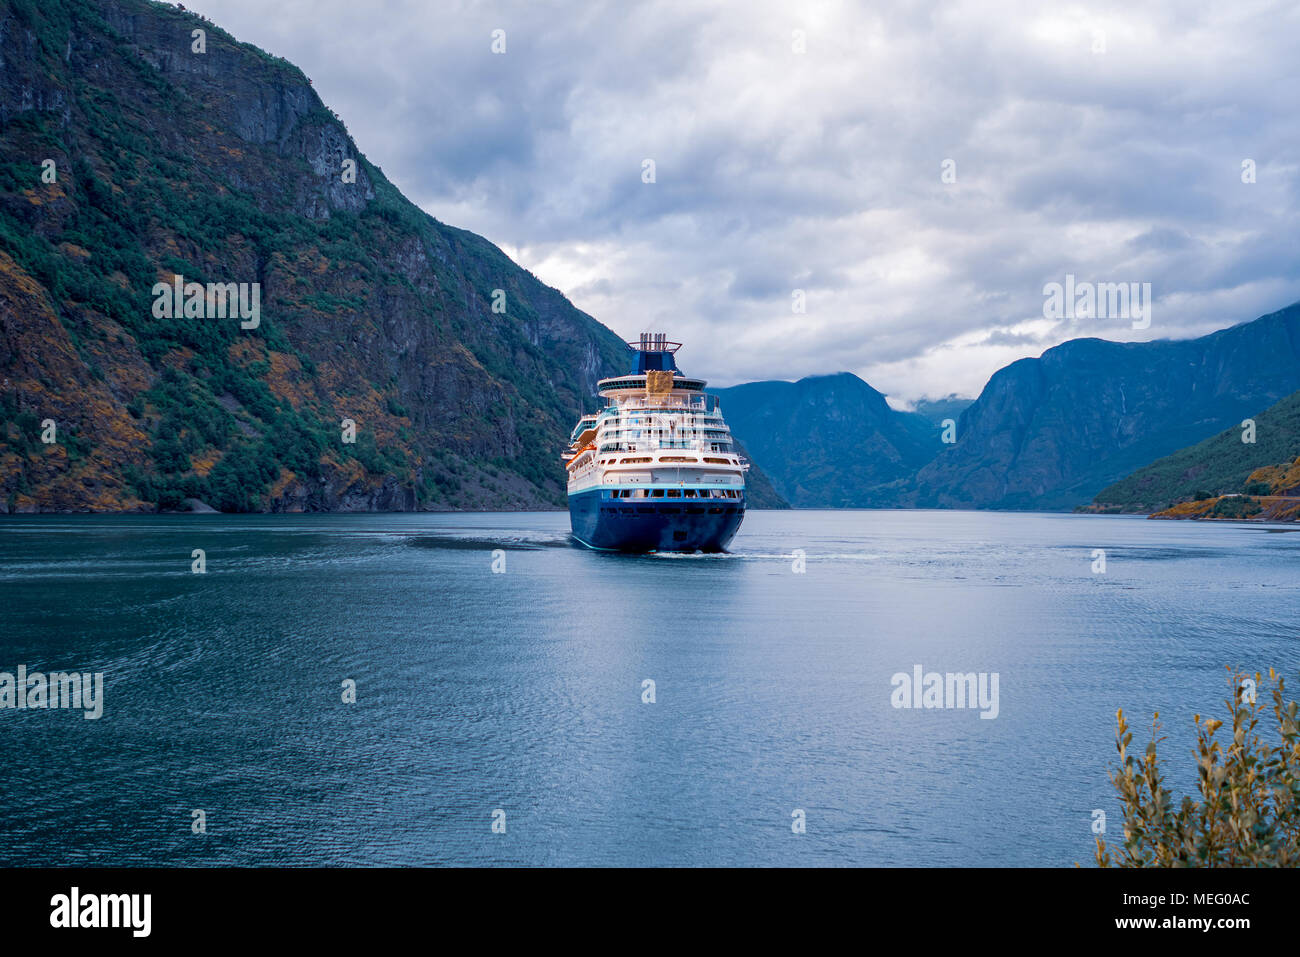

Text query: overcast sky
(188, 0), (1299, 403)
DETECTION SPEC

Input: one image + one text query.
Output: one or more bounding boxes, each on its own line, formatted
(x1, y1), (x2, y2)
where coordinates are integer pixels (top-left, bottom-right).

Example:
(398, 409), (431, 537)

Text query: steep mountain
(713, 373), (941, 506)
(1090, 390), (1300, 512)
(0, 0), (634, 512)
(891, 303), (1300, 510)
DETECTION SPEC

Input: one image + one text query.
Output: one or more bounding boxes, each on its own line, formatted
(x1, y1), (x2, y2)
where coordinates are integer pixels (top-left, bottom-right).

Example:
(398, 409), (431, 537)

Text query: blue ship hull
(568, 487), (745, 552)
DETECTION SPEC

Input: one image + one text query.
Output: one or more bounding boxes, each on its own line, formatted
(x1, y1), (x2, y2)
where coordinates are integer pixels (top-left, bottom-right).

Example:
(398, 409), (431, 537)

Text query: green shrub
(1211, 495), (1262, 519)
(1097, 669), (1300, 867)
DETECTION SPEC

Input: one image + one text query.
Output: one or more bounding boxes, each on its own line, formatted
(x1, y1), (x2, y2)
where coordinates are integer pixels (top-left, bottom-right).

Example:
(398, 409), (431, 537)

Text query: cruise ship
(564, 334), (748, 551)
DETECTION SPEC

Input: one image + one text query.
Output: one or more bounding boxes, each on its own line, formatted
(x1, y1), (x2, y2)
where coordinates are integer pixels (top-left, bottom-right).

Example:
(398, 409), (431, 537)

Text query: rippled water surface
(0, 510), (1296, 866)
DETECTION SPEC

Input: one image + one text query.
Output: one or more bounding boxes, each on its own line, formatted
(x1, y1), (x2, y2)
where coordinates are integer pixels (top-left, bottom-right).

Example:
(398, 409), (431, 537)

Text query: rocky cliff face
(0, 0), (632, 512)
(898, 303), (1300, 510)
(714, 373), (941, 507)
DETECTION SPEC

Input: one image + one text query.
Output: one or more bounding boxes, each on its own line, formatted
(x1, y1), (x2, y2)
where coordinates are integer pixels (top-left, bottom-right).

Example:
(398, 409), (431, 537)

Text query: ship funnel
(626, 332), (682, 373)
(631, 332), (680, 353)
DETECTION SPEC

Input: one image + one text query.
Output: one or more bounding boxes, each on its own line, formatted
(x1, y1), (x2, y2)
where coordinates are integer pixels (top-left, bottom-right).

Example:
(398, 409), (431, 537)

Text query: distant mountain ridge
(716, 303), (1300, 511)
(885, 303), (1300, 510)
(713, 373), (941, 507)
(910, 395), (974, 427)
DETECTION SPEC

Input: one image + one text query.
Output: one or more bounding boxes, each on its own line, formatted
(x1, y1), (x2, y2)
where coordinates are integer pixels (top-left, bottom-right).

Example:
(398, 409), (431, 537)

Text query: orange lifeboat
(566, 443), (595, 468)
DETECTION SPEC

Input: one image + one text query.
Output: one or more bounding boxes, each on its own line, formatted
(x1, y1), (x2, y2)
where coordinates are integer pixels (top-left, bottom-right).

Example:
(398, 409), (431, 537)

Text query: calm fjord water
(0, 510), (1296, 867)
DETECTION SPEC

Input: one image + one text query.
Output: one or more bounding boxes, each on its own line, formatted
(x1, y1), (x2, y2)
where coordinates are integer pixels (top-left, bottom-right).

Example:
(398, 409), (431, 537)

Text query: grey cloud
(190, 0), (1300, 399)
